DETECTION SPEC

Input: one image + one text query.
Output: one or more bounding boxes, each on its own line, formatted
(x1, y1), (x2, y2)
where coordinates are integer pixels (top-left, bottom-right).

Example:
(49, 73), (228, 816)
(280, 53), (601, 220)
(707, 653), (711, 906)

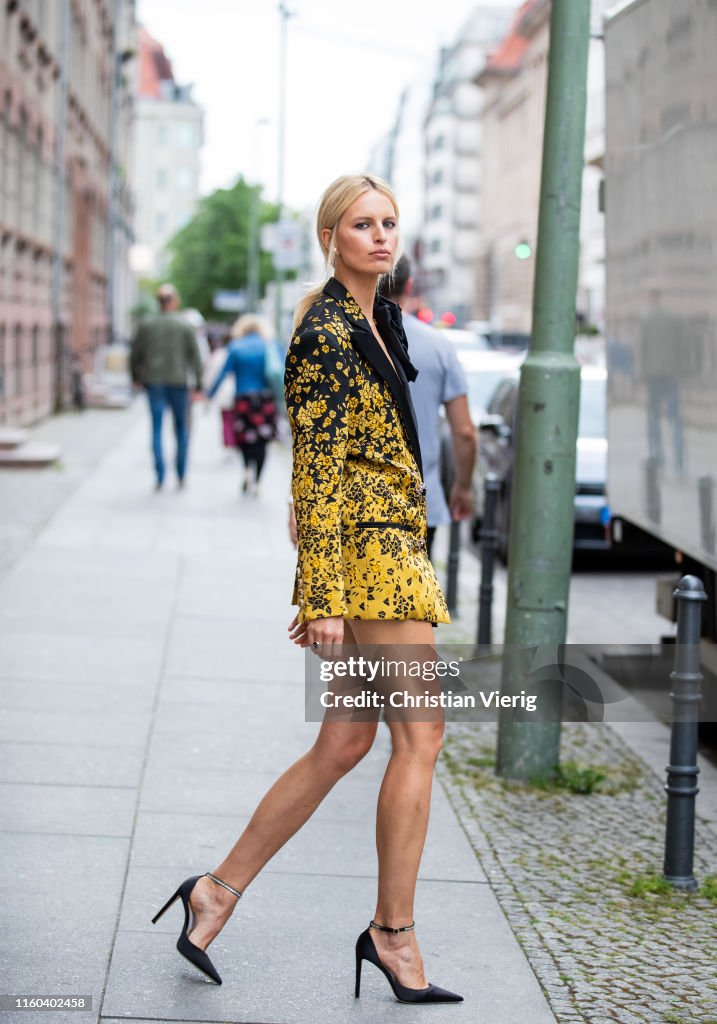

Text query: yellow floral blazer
(285, 277), (450, 625)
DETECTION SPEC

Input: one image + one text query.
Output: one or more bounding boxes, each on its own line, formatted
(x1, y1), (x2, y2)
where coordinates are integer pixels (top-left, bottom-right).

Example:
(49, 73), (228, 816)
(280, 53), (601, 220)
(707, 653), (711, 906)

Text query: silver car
(472, 365), (610, 558)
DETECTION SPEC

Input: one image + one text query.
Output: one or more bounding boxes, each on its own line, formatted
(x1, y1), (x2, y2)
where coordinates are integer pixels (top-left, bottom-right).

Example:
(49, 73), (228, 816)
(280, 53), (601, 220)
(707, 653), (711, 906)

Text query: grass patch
(700, 874), (717, 901)
(465, 755), (495, 769)
(617, 871), (674, 898)
(616, 870), (717, 904)
(531, 761), (607, 795)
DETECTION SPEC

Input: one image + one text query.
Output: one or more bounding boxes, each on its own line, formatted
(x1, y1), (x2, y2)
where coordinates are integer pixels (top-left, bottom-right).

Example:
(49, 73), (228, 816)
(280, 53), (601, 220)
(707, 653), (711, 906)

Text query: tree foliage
(166, 177), (281, 320)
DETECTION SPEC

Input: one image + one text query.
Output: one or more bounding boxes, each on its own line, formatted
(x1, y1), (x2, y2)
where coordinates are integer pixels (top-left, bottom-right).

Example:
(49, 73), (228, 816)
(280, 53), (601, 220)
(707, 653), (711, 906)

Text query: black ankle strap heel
(370, 919), (415, 934)
(204, 872), (242, 901)
(355, 923), (464, 1004)
(150, 872), (242, 986)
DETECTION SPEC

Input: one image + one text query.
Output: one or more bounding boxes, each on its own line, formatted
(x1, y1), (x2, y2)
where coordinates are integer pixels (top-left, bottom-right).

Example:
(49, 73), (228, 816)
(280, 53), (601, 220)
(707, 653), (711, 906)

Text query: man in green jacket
(130, 284), (204, 490)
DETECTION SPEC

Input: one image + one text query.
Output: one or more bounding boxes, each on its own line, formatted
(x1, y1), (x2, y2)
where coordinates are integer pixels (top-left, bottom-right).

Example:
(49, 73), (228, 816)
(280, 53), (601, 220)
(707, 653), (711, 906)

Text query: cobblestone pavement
(437, 720), (717, 1024)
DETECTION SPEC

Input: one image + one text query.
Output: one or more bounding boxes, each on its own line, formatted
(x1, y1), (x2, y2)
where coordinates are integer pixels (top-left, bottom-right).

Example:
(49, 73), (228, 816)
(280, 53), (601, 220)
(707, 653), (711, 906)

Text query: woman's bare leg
(349, 618), (445, 990)
(186, 624), (378, 950)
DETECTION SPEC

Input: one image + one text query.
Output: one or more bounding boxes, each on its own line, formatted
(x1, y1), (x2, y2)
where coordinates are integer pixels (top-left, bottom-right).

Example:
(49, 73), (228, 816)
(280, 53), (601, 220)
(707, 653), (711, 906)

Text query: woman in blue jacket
(207, 314), (279, 495)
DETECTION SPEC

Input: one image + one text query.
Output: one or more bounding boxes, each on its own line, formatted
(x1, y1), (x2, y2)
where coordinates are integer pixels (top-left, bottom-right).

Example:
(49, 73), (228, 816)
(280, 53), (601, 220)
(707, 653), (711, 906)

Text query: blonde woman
(152, 176), (463, 1005)
(206, 313), (279, 495)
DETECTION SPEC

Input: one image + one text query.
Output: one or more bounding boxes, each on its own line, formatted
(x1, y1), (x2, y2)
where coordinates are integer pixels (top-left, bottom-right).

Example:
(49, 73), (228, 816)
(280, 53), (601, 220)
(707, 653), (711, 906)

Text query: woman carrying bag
(206, 314), (280, 495)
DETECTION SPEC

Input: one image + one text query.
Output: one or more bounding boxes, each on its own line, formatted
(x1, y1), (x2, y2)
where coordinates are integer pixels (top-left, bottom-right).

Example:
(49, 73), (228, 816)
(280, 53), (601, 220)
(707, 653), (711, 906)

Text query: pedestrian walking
(151, 175), (463, 1005)
(130, 283), (203, 490)
(203, 324), (235, 451)
(205, 314), (279, 496)
(379, 256), (476, 559)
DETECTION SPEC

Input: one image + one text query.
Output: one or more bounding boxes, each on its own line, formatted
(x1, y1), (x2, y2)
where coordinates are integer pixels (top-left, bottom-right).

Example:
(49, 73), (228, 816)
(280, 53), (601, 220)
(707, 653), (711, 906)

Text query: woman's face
(327, 190), (398, 278)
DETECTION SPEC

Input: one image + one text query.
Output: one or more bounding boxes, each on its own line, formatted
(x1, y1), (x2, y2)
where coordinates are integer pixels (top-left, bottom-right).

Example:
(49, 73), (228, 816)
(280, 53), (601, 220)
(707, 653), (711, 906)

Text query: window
(17, 109), (27, 229)
(156, 168), (168, 189)
(155, 212), (167, 234)
(176, 123), (195, 149)
(432, 168), (443, 185)
(32, 325), (39, 391)
(157, 123), (168, 145)
(432, 134), (445, 152)
(431, 204), (443, 220)
(176, 166), (193, 191)
(14, 324), (22, 396)
(430, 238), (442, 253)
(33, 128), (42, 237)
(0, 323), (5, 400)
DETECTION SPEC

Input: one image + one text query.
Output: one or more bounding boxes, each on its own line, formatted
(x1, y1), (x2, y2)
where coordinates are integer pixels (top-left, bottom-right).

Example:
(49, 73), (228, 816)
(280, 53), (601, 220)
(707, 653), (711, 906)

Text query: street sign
(213, 289), (246, 312)
(273, 220), (301, 271)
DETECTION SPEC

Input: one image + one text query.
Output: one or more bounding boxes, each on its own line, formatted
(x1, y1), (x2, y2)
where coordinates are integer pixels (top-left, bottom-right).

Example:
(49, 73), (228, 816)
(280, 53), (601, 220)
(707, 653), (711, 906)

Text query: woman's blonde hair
(231, 313), (273, 340)
(292, 174), (400, 331)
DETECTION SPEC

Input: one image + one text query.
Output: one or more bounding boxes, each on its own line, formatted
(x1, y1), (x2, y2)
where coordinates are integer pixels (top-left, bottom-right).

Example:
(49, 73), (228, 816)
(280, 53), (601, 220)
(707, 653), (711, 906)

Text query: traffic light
(515, 241), (532, 260)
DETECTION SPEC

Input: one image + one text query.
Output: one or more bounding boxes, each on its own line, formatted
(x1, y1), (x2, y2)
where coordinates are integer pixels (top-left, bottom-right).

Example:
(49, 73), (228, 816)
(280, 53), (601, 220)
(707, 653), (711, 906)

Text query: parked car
(458, 349), (525, 423)
(437, 349), (524, 498)
(472, 366), (609, 558)
(486, 330), (531, 352)
(438, 328), (492, 354)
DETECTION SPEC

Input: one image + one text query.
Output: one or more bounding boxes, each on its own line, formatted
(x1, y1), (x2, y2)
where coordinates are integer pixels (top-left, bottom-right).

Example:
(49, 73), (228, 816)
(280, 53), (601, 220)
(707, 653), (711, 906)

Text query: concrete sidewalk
(0, 402), (557, 1024)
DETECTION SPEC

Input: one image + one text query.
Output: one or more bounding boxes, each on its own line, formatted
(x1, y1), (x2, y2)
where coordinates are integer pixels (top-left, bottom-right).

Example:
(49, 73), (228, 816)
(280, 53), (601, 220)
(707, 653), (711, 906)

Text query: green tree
(131, 276), (160, 324)
(166, 177), (282, 319)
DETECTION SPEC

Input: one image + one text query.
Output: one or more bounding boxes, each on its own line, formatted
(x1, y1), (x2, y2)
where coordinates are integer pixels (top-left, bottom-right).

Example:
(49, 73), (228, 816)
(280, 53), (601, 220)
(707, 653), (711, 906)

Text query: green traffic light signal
(515, 241), (532, 260)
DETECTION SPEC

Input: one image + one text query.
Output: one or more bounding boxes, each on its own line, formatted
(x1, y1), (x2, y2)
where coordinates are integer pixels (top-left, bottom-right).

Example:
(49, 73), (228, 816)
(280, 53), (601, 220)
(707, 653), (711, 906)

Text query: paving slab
(0, 781), (136, 836)
(0, 705), (151, 746)
(0, 832), (128, 1023)
(0, 678), (155, 713)
(0, 405), (140, 577)
(127, 795), (483, 889)
(164, 617), (302, 680)
(0, 631), (165, 683)
(0, 739), (144, 787)
(7, 542), (180, 582)
(104, 872), (554, 1024)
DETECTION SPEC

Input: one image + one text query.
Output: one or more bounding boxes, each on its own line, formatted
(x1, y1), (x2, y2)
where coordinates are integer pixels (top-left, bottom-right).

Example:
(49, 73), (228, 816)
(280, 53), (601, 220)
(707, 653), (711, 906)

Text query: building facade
(0, 0), (135, 425)
(422, 4), (514, 325)
(474, 0), (550, 335)
(476, 0), (611, 335)
(132, 28), (203, 280)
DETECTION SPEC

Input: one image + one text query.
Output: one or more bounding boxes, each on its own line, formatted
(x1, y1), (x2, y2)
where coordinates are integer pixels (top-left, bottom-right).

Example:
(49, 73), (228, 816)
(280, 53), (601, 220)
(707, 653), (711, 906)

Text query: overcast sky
(137, 0), (522, 211)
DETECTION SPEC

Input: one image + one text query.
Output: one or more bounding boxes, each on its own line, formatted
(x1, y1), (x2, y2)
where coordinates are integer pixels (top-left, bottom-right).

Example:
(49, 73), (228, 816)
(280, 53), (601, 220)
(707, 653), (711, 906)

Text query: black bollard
(476, 474), (500, 650)
(663, 574), (707, 890)
(445, 520), (461, 615)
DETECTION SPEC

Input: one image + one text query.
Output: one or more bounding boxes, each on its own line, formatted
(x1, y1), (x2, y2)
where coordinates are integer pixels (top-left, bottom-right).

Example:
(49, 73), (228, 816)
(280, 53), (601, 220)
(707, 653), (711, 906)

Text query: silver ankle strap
(205, 872), (242, 900)
(370, 919), (415, 934)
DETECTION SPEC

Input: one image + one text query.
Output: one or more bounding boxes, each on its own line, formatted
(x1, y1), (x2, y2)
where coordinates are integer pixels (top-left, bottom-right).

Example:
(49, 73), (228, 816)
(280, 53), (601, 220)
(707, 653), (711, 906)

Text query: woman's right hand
(288, 614), (344, 656)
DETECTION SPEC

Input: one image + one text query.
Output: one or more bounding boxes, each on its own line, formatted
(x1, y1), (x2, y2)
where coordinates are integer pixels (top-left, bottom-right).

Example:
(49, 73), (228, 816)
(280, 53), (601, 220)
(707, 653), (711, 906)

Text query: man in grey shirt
(131, 283), (203, 490)
(380, 257), (476, 559)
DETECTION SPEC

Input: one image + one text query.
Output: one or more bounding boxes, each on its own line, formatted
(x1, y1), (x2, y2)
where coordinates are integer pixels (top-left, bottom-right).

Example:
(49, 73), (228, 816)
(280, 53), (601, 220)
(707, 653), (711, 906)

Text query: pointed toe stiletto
(354, 921), (464, 1004)
(151, 872), (242, 985)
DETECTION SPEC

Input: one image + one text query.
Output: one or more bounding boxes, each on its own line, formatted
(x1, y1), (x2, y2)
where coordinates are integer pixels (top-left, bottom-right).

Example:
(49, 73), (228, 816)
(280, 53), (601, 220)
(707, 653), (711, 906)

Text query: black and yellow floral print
(284, 283), (450, 626)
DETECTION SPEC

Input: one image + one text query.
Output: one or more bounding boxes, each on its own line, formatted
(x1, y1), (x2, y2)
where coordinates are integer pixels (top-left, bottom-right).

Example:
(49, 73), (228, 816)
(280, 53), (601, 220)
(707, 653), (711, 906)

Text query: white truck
(604, 0), (717, 682)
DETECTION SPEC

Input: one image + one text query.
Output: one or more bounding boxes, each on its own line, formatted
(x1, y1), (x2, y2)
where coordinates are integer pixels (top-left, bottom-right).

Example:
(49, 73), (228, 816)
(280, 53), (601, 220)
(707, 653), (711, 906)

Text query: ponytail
(291, 283), (327, 333)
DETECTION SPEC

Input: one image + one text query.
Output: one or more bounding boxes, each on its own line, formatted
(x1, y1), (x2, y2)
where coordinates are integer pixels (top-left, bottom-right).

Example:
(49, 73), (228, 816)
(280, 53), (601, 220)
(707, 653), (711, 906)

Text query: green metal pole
(496, 0), (590, 780)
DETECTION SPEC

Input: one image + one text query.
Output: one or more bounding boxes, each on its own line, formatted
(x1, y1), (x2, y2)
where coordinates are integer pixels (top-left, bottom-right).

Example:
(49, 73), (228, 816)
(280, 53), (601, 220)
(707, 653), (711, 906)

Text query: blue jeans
(146, 385), (190, 484)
